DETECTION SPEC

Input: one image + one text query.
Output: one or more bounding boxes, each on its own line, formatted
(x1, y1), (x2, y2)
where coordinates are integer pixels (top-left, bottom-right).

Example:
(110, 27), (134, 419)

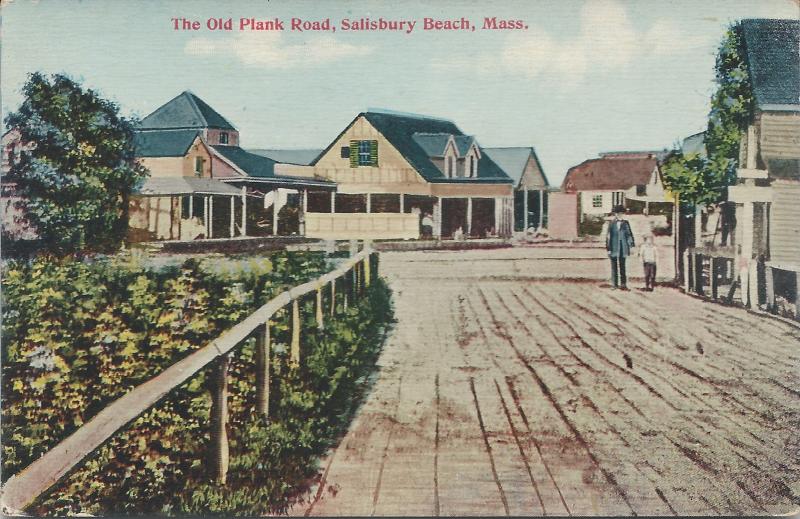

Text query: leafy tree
(5, 73), (148, 254)
(662, 23), (754, 208)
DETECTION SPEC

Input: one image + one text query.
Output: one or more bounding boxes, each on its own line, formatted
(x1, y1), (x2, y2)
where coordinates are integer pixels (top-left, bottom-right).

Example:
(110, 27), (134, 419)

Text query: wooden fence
(1, 247), (379, 514)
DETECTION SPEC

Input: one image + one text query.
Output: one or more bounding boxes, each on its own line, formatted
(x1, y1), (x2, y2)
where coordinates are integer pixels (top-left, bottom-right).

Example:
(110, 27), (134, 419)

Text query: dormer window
(219, 132), (229, 145)
(447, 156), (455, 177)
(194, 156), (204, 177)
(469, 155), (476, 177)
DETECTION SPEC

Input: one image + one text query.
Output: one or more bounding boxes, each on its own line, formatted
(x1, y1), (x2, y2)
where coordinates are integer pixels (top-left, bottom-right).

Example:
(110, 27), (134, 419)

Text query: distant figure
(605, 205), (635, 290)
(638, 234), (658, 291)
(453, 226), (464, 241)
(421, 212), (434, 239)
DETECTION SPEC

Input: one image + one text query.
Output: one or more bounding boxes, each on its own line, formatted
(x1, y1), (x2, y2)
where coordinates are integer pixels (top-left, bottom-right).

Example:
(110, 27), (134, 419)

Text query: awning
(136, 177), (244, 196)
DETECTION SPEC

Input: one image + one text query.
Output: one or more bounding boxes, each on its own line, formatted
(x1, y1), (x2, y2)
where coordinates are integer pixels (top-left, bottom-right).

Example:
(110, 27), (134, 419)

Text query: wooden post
(272, 189), (279, 235)
(209, 196), (214, 238)
(330, 279), (336, 317)
(683, 250), (690, 292)
(366, 192), (372, 213)
(316, 287), (324, 330)
(255, 322), (270, 418)
(364, 255), (371, 287)
(189, 194), (194, 219)
(291, 299), (300, 366)
(539, 190), (545, 228)
(229, 196), (235, 237)
(765, 266), (775, 311)
(710, 256), (718, 300)
(523, 188), (529, 231)
(210, 354), (230, 484)
(400, 193), (405, 213)
(331, 191), (336, 213)
(241, 186), (247, 236)
(695, 253), (704, 296)
(466, 197), (472, 237)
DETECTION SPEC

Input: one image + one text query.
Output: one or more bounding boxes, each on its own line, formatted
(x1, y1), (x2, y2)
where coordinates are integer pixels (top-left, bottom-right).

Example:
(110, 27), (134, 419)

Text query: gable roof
(133, 129), (202, 158)
(140, 91), (237, 130)
(741, 19), (800, 109)
(483, 147), (549, 188)
(212, 145), (277, 178)
(411, 133), (453, 157)
(312, 110), (511, 184)
(454, 135), (477, 156)
(562, 157), (658, 192)
(248, 149), (323, 165)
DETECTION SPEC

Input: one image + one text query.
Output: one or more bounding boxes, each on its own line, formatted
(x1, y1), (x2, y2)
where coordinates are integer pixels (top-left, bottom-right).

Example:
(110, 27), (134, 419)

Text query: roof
(136, 177), (242, 196)
(140, 91), (237, 130)
(411, 133), (453, 157)
(133, 129), (201, 157)
(740, 19), (800, 109)
(248, 149), (323, 165)
(681, 132), (707, 157)
(313, 110), (511, 184)
(212, 145), (278, 178)
(598, 150), (671, 162)
(454, 135), (476, 156)
(483, 147), (549, 188)
(562, 157), (658, 192)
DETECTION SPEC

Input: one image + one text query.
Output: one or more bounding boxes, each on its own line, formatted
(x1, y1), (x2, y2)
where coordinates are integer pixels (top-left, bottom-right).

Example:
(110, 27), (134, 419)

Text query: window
(340, 146), (350, 159)
(447, 155), (455, 177)
(469, 155), (476, 177)
(636, 184), (646, 196)
(194, 156), (204, 177)
(592, 194), (603, 208)
(219, 132), (229, 145)
(349, 140), (378, 167)
(358, 140), (372, 165)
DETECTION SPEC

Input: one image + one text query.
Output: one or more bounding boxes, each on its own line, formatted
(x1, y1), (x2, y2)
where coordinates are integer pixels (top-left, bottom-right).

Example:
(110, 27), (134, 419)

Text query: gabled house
(275, 109), (515, 240)
(483, 147), (550, 231)
(723, 18), (800, 316)
(561, 154), (667, 220)
(131, 91), (334, 241)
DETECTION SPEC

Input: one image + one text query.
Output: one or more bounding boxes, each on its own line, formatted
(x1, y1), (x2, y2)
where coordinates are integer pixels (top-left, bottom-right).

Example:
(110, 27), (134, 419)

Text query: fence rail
(1, 246), (377, 514)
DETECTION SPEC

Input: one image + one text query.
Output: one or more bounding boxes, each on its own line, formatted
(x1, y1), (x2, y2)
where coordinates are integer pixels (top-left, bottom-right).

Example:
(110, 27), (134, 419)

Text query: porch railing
(0, 246), (379, 514)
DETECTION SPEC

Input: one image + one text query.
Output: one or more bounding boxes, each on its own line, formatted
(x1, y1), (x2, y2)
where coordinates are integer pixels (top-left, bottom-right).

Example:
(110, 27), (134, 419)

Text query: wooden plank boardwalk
(291, 247), (800, 516)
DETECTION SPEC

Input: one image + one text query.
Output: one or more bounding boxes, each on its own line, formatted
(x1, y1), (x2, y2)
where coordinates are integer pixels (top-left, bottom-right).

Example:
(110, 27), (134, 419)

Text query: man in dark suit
(606, 205), (635, 290)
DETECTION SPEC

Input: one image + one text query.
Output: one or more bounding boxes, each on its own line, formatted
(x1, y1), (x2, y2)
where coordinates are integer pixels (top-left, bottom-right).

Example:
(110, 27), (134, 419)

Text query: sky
(2, 0), (798, 186)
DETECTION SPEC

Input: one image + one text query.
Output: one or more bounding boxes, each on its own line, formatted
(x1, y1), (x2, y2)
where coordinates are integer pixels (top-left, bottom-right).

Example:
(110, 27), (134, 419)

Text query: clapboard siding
(769, 181), (800, 264)
(760, 112), (800, 160)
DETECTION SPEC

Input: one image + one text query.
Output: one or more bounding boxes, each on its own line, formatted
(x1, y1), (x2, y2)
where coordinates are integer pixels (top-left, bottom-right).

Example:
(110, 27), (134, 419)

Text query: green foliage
(2, 251), (393, 516)
(4, 73), (149, 254)
(662, 23), (754, 207)
(578, 215), (606, 237)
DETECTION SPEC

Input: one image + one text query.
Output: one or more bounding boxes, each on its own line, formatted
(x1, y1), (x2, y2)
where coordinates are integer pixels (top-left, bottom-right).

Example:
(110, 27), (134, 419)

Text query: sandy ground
(290, 246), (800, 516)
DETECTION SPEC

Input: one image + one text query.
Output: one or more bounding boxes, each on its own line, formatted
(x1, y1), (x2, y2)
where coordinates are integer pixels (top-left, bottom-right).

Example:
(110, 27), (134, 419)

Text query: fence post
(255, 321), (270, 418)
(316, 287), (324, 330)
(291, 299), (301, 366)
(330, 279), (336, 317)
(364, 255), (371, 287)
(695, 253), (704, 296)
(683, 250), (690, 292)
(210, 354), (230, 484)
(710, 256), (718, 300)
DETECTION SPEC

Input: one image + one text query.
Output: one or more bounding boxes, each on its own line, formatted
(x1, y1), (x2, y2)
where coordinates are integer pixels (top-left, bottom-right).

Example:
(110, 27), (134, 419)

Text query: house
(561, 153), (668, 220)
(130, 91), (334, 241)
(723, 19), (800, 317)
(483, 147), (550, 232)
(275, 109), (515, 240)
(681, 131), (707, 158)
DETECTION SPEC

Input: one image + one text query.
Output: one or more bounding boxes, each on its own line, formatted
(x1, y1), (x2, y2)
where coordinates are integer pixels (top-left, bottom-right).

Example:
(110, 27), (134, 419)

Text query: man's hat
(613, 204), (625, 214)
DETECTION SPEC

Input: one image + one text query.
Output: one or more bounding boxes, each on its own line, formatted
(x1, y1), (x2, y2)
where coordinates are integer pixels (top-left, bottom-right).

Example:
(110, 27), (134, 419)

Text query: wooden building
(483, 147), (550, 232)
(723, 19), (800, 317)
(130, 91), (334, 241)
(275, 109), (515, 240)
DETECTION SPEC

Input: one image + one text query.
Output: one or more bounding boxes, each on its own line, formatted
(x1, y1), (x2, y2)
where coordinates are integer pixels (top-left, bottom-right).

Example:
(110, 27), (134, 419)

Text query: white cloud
(481, 0), (717, 89)
(184, 32), (372, 69)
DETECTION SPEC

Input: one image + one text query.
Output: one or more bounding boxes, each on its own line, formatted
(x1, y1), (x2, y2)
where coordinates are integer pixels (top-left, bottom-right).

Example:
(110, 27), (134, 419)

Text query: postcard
(1, 0), (799, 516)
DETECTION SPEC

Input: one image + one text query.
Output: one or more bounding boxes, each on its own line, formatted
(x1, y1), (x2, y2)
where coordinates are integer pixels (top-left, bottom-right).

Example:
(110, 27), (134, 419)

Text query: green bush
(1, 251), (392, 516)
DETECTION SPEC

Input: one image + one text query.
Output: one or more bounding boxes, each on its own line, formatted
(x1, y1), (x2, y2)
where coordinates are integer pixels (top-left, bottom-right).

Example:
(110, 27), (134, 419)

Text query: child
(638, 234), (658, 291)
